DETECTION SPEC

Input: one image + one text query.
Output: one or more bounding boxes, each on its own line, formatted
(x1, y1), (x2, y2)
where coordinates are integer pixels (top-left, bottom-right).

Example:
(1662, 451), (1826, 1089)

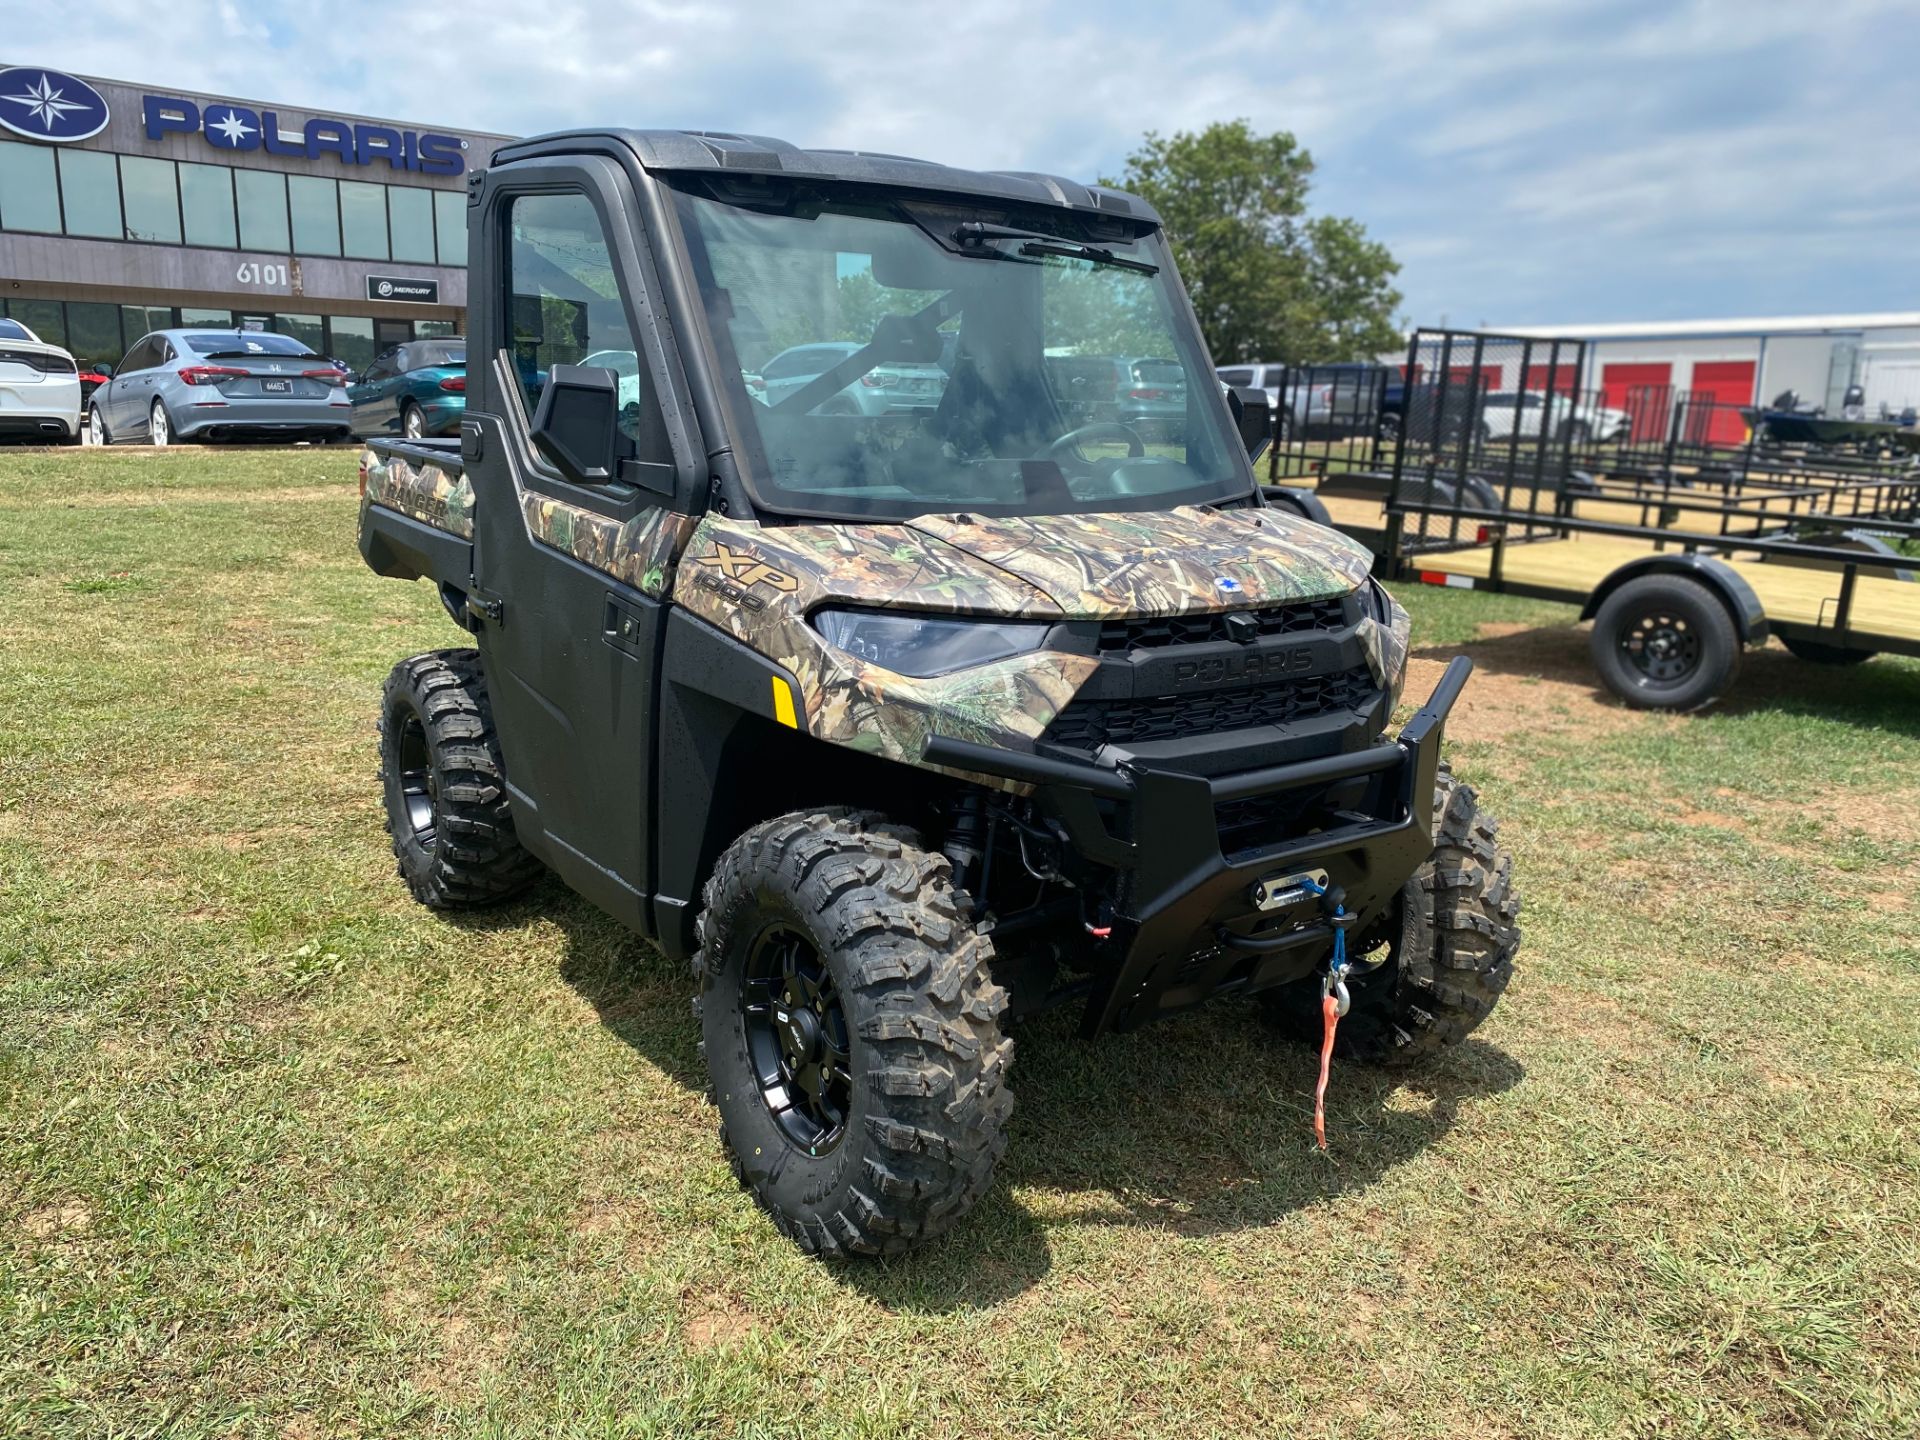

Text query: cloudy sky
(10, 0), (1918, 328)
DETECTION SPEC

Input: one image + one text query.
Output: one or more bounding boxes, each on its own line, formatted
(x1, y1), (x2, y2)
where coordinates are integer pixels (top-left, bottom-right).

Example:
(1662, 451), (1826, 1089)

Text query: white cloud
(6, 0), (1918, 326)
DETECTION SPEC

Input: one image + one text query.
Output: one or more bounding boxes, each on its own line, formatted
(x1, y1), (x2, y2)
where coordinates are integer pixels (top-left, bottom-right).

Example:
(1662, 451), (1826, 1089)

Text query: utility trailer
(1267, 330), (1920, 710)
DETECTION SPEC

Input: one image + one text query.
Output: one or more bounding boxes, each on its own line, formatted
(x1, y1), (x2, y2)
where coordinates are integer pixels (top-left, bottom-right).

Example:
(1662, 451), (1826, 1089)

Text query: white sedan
(1479, 390), (1629, 445)
(0, 317), (82, 445)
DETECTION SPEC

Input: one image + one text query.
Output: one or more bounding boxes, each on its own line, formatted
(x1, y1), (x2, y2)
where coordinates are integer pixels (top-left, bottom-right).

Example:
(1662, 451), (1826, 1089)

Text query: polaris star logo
(1214, 576), (1244, 595)
(0, 67), (110, 143)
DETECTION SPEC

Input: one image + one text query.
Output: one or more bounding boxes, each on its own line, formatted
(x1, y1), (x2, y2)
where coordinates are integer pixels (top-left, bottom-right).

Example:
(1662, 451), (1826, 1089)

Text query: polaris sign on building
(0, 63), (513, 375)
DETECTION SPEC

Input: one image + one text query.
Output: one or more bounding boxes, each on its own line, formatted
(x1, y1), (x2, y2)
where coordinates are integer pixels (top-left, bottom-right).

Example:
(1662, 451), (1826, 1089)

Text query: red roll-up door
(1525, 364), (1577, 395)
(1689, 360), (1758, 447)
(1603, 362), (1673, 441)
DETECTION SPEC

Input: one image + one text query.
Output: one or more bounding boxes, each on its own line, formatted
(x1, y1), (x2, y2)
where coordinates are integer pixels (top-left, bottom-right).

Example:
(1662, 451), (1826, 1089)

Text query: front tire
(695, 811), (1013, 1257)
(1590, 574), (1740, 711)
(377, 649), (542, 908)
(1262, 769), (1518, 1065)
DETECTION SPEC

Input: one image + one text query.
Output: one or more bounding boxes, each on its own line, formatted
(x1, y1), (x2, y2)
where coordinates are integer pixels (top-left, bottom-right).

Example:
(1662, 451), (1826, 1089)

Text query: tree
(1107, 121), (1403, 365)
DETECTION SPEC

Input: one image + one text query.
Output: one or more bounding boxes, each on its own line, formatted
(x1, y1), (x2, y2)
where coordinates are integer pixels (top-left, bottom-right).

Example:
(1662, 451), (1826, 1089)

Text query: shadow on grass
(1413, 623), (1920, 736)
(475, 888), (1524, 1311)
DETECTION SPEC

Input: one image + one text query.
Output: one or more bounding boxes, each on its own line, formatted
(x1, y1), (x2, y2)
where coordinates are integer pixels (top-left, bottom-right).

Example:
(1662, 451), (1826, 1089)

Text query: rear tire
(1262, 767), (1519, 1066)
(1590, 574), (1740, 711)
(378, 649), (542, 908)
(402, 402), (426, 440)
(88, 405), (109, 446)
(149, 399), (172, 447)
(695, 810), (1013, 1257)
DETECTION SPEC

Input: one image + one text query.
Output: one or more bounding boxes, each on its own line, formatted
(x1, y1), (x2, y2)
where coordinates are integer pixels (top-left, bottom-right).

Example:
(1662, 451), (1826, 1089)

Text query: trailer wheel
(695, 810), (1013, 1257)
(1590, 574), (1740, 711)
(378, 649), (543, 908)
(1261, 767), (1519, 1066)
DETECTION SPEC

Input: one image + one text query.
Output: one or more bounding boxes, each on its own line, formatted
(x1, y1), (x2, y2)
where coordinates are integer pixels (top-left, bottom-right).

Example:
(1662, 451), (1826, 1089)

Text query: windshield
(672, 185), (1251, 521)
(411, 341), (466, 369)
(184, 333), (316, 357)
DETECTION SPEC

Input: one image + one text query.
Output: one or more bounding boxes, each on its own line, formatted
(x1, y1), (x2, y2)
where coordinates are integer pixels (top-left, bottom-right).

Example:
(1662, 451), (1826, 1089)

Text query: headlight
(1360, 579), (1411, 708)
(810, 608), (1051, 678)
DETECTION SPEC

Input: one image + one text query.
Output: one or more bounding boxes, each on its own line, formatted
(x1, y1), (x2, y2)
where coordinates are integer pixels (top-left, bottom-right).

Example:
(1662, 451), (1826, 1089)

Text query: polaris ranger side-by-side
(356, 129), (1521, 1256)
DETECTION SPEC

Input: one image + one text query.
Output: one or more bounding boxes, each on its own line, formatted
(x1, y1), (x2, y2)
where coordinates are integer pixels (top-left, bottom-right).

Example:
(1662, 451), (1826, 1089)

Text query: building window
(180, 308), (233, 327)
(329, 316), (376, 375)
(274, 314), (325, 354)
(435, 189), (467, 268)
(180, 163), (237, 249)
(414, 319), (459, 339)
(0, 140), (60, 233)
(120, 156), (182, 245)
(288, 175), (340, 257)
(6, 298), (66, 347)
(388, 186), (436, 265)
(66, 302), (125, 367)
(236, 169), (290, 252)
(340, 180), (388, 261)
(120, 305), (173, 344)
(58, 150), (122, 239)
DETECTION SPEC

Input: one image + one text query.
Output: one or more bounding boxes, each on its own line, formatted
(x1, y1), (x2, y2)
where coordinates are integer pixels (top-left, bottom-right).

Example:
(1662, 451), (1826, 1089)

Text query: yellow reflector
(771, 677), (799, 729)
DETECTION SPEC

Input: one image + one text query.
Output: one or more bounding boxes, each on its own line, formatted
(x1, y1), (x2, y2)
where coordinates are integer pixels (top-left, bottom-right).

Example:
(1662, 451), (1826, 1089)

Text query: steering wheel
(1044, 422), (1147, 463)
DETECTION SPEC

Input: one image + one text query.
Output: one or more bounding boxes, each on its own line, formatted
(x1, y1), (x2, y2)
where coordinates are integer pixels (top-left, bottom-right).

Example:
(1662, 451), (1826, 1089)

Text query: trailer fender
(1779, 528), (1916, 583)
(1580, 554), (1769, 646)
(1260, 485), (1334, 528)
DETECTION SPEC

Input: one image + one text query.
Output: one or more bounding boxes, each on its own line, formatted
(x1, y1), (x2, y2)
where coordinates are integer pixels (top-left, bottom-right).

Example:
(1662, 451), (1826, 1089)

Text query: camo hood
(906, 505), (1373, 617)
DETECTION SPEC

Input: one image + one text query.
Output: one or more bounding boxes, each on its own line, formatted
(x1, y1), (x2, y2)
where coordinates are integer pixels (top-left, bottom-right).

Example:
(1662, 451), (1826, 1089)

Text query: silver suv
(755, 341), (947, 416)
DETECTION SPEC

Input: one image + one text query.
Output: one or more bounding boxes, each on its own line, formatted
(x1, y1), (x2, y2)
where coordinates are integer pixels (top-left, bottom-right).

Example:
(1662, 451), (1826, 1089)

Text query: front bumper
(925, 656), (1471, 1035)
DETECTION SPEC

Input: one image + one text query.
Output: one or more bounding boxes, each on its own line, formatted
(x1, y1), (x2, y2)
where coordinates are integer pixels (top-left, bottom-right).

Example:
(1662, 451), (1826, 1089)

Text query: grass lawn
(2, 449), (1917, 1439)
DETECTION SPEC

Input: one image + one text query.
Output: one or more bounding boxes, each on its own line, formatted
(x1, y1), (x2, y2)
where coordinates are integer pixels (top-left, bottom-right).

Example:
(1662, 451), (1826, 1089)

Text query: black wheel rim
(395, 710), (436, 848)
(1621, 610), (1701, 685)
(742, 924), (852, 1155)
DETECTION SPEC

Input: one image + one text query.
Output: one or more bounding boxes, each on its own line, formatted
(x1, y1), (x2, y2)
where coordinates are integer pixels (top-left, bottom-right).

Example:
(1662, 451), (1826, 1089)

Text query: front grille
(1043, 665), (1378, 749)
(1095, 595), (1349, 653)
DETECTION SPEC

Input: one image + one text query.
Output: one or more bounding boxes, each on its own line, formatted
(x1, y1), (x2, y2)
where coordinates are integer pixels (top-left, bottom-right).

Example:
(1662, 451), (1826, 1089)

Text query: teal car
(349, 339), (466, 439)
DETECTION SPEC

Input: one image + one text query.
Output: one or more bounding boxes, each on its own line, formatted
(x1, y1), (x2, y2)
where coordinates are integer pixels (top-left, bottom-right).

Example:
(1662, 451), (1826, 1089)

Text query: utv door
(463, 155), (701, 932)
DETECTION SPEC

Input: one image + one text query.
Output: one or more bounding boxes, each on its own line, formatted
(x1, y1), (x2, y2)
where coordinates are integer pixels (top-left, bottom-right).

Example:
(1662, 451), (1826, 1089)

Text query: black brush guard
(924, 656), (1471, 1036)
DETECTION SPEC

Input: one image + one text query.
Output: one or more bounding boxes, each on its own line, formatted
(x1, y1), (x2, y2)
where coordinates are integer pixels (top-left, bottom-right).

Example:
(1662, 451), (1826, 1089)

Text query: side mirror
(96, 364), (114, 378)
(530, 363), (622, 484)
(1228, 386), (1272, 461)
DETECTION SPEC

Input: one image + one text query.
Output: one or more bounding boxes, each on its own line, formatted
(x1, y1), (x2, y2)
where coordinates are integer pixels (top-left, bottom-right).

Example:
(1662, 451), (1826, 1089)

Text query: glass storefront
(3, 297), (453, 369)
(0, 144), (468, 267)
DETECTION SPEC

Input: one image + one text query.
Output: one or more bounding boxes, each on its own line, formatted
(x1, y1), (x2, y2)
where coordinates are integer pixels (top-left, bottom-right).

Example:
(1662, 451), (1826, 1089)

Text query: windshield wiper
(952, 221), (1158, 276)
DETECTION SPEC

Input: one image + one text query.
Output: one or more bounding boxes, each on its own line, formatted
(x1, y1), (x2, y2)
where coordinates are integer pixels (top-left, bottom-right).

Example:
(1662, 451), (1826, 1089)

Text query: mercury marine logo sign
(0, 68), (110, 142)
(142, 95), (467, 175)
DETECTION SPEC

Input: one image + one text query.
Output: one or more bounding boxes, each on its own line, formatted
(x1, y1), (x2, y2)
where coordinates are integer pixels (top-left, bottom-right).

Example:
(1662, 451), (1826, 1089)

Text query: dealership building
(0, 62), (514, 373)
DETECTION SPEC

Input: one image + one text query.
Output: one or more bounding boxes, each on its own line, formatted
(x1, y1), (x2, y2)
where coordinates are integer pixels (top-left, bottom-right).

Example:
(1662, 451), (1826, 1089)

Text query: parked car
(758, 340), (947, 415)
(1215, 360), (1384, 437)
(88, 330), (351, 446)
(350, 340), (467, 439)
(0, 316), (82, 445)
(1045, 354), (1189, 440)
(76, 360), (114, 410)
(1478, 390), (1629, 445)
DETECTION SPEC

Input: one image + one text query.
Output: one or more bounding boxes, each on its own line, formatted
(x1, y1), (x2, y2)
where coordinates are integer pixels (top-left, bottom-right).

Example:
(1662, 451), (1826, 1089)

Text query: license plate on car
(261, 379), (291, 394)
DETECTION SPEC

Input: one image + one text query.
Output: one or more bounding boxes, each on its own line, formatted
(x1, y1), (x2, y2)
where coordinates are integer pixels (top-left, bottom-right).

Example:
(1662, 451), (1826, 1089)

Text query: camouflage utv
(357, 129), (1521, 1256)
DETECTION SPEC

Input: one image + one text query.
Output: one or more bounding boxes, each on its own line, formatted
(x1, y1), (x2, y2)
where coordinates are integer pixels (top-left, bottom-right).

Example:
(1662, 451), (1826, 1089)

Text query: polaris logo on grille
(1172, 648), (1311, 688)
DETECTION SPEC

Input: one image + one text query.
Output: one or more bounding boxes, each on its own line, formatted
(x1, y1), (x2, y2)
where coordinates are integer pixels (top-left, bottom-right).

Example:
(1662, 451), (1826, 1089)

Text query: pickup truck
(355, 128), (1520, 1256)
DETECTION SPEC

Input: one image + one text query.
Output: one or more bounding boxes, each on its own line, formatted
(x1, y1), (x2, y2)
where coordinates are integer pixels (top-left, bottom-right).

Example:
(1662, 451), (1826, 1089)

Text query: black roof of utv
(490, 129), (1162, 225)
